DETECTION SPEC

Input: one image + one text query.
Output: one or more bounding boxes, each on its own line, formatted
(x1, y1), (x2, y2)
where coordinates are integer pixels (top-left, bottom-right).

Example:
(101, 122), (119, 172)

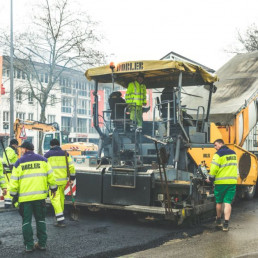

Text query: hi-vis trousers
(130, 105), (143, 127)
(49, 185), (66, 222)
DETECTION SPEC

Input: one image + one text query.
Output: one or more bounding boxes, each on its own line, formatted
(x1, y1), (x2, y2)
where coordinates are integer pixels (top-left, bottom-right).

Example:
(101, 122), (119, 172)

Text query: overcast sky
(1, 0), (258, 70)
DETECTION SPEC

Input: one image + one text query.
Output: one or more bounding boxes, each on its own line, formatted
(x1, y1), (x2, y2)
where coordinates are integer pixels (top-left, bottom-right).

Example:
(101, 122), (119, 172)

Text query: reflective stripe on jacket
(209, 145), (238, 185)
(10, 151), (57, 202)
(125, 81), (147, 106)
(0, 161), (6, 189)
(44, 147), (76, 186)
(3, 146), (18, 168)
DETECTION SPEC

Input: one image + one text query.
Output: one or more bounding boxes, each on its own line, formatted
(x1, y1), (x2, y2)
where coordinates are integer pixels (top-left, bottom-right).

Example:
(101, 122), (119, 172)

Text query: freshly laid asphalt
(0, 205), (203, 258)
(1, 198), (258, 258)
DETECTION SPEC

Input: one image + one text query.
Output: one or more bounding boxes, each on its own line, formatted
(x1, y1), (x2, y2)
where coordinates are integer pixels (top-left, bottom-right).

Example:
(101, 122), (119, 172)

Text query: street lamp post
(10, 0), (14, 140)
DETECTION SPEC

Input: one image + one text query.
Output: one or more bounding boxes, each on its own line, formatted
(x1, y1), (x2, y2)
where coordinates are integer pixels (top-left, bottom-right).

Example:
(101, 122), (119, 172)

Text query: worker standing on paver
(44, 139), (76, 227)
(125, 73), (147, 128)
(9, 141), (57, 252)
(206, 139), (238, 232)
(2, 139), (18, 208)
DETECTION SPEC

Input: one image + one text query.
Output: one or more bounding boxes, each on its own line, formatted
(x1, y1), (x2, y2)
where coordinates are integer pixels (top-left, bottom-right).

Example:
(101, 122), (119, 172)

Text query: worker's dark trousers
(21, 200), (47, 249)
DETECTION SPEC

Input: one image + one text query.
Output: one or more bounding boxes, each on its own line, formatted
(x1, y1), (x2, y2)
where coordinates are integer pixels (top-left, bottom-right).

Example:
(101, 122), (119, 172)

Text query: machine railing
(182, 106), (205, 132)
(152, 101), (206, 138)
(110, 103), (142, 188)
(152, 100), (176, 137)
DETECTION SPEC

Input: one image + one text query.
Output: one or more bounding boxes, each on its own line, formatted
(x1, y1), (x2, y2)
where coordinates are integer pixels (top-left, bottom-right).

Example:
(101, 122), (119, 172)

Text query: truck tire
(245, 185), (256, 200)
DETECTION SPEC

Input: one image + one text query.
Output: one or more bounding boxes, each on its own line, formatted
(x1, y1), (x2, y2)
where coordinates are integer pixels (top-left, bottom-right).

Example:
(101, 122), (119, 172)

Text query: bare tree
(0, 0), (105, 152)
(237, 23), (258, 52)
(227, 23), (258, 54)
(1, 0), (105, 121)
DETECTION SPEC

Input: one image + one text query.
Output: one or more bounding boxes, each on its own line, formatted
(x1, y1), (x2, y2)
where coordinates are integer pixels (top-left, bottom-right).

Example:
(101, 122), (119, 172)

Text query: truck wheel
(245, 185), (256, 200)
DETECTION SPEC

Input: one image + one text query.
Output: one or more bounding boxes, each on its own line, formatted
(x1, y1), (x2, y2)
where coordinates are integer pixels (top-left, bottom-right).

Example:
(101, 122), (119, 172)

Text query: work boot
(54, 220), (66, 228)
(34, 242), (46, 251)
(222, 222), (229, 232)
(215, 217), (223, 228)
(25, 245), (34, 253)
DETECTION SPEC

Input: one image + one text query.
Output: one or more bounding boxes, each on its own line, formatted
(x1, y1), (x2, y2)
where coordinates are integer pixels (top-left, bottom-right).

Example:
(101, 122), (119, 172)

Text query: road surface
(123, 198), (258, 258)
(0, 198), (257, 258)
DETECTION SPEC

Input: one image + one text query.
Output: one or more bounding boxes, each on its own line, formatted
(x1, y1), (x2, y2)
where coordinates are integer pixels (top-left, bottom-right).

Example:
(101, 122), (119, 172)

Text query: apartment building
(0, 56), (105, 150)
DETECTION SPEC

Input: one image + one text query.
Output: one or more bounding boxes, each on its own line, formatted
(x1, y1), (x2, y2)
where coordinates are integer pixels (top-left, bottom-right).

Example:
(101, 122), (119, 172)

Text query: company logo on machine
(116, 61), (144, 72)
(19, 126), (27, 139)
(64, 179), (76, 196)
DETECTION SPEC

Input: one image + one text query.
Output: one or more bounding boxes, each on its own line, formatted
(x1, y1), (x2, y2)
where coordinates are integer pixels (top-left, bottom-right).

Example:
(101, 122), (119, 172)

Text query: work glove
(12, 195), (18, 208)
(51, 189), (57, 198)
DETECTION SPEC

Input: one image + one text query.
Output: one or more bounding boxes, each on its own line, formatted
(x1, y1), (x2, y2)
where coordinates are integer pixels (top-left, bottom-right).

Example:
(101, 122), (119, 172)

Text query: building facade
(0, 56), (110, 150)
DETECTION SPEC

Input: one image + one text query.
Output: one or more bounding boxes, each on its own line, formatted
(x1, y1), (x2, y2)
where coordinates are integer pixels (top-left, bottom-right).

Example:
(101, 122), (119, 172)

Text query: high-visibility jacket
(209, 145), (238, 184)
(44, 147), (76, 186)
(10, 151), (57, 203)
(0, 160), (6, 189)
(2, 146), (18, 172)
(125, 81), (147, 106)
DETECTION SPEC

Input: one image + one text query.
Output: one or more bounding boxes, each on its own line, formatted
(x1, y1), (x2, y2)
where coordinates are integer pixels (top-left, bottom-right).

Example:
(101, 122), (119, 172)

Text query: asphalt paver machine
(68, 60), (223, 224)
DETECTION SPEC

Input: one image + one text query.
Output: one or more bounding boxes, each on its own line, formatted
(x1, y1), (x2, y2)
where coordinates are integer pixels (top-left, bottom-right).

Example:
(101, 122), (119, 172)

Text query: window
(40, 74), (44, 82)
(40, 93), (44, 102)
(61, 97), (72, 113)
(28, 113), (34, 120)
(22, 72), (26, 80)
(77, 99), (87, 115)
(61, 78), (72, 94)
(16, 90), (22, 102)
(87, 100), (91, 115)
(3, 111), (9, 130)
(16, 69), (21, 79)
(45, 73), (49, 83)
(28, 92), (33, 104)
(61, 117), (72, 132)
(17, 112), (25, 121)
(3, 69), (9, 77)
(48, 115), (56, 124)
(88, 119), (95, 133)
(77, 118), (87, 133)
(50, 95), (56, 106)
(61, 85), (72, 94)
(78, 81), (87, 97)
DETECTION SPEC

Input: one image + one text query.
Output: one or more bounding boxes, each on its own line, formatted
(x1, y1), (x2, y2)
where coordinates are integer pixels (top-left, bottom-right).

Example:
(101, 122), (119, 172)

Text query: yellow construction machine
(13, 119), (69, 156)
(67, 59), (257, 224)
